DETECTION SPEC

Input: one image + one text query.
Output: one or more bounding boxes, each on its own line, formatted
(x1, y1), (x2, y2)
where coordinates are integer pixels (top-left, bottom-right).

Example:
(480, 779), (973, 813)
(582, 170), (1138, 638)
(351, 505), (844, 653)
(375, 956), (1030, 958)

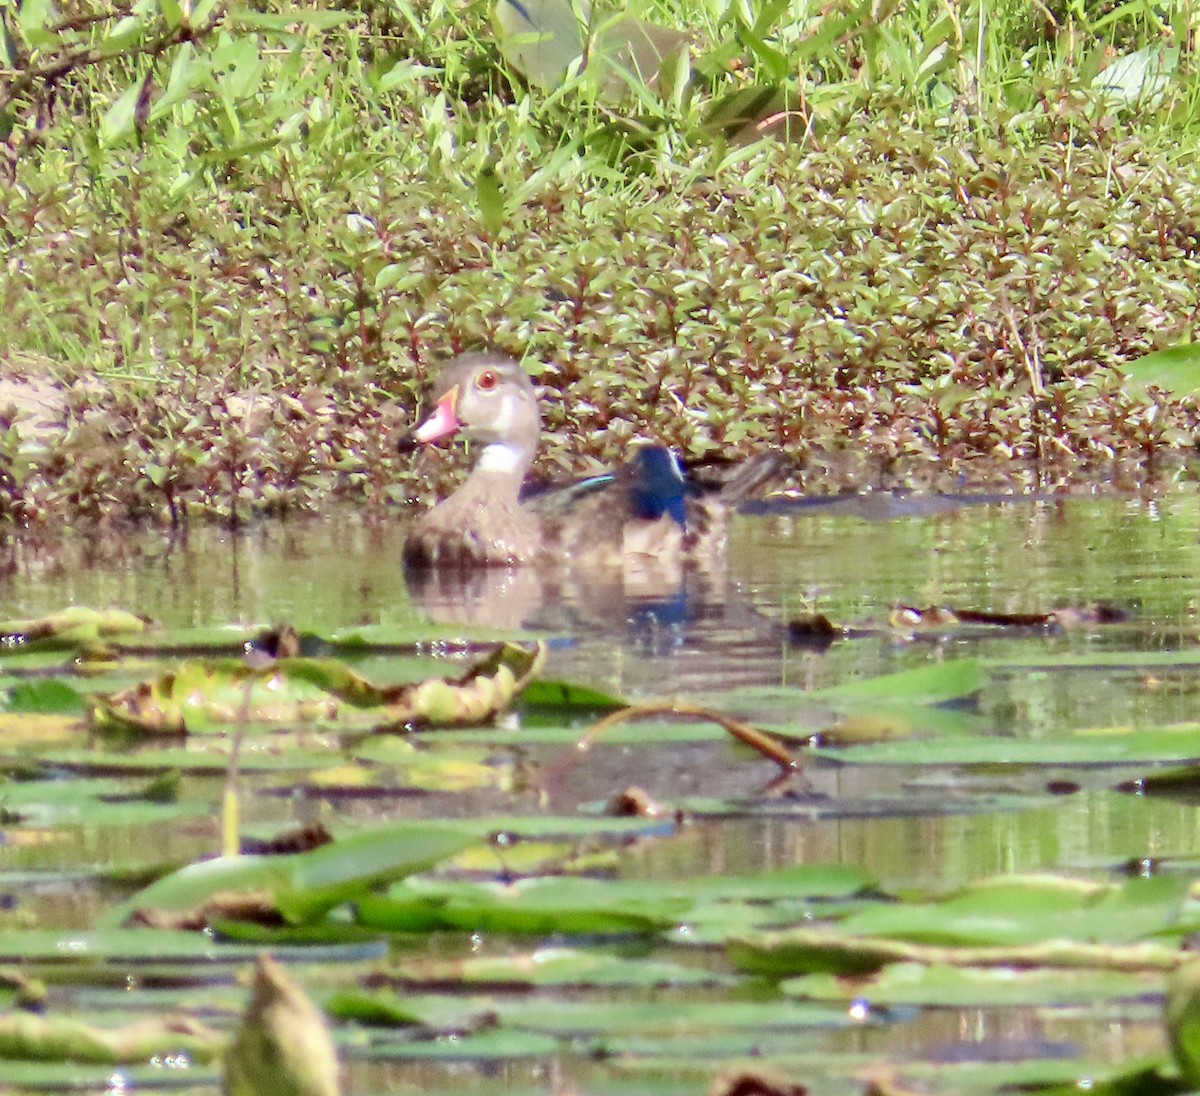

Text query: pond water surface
(2, 487), (1200, 1094)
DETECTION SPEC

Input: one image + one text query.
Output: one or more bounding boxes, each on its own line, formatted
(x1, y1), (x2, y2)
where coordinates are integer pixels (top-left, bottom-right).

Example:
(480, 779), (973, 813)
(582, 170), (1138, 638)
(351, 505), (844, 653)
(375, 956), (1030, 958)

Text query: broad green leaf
(364, 1027), (562, 1060)
(519, 678), (625, 713)
(105, 820), (481, 926)
(401, 947), (736, 988)
(591, 15), (690, 99)
(0, 1010), (221, 1065)
(6, 680), (85, 716)
(831, 873), (1197, 948)
(494, 0), (585, 89)
(0, 608), (147, 651)
(358, 876), (688, 935)
(1093, 45), (1177, 103)
(814, 724), (1200, 766)
(813, 659), (988, 704)
(357, 865), (871, 936)
(785, 961), (1160, 1008)
(1119, 343), (1200, 398)
(91, 643), (545, 735)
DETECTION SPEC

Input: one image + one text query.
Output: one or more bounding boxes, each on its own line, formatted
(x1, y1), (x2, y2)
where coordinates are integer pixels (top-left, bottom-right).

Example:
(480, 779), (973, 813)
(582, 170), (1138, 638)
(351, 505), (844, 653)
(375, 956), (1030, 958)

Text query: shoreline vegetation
(2, 0), (1200, 527)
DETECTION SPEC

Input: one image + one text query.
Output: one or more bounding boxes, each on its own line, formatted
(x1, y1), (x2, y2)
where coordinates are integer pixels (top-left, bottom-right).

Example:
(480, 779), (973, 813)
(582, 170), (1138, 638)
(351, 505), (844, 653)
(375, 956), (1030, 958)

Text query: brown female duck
(402, 352), (784, 569)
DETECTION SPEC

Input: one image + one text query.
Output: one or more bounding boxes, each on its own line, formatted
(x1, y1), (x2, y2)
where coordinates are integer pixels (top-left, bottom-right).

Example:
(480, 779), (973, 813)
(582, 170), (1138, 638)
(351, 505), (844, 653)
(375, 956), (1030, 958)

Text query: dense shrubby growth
(1, 0), (1199, 523)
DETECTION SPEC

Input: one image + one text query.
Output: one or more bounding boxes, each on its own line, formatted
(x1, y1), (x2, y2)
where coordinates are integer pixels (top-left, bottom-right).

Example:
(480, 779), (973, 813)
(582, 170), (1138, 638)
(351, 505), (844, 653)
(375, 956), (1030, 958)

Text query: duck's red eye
(476, 369), (499, 391)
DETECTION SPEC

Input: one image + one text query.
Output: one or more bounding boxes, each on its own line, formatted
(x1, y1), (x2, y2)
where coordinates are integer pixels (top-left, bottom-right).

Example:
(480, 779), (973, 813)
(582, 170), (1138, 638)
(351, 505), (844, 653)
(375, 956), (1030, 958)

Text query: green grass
(1, 0), (1199, 524)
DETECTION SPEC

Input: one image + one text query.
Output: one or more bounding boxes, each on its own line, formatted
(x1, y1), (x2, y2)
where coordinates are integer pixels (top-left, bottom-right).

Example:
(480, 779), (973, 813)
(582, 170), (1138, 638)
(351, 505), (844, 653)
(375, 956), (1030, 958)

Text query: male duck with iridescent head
(402, 352), (784, 570)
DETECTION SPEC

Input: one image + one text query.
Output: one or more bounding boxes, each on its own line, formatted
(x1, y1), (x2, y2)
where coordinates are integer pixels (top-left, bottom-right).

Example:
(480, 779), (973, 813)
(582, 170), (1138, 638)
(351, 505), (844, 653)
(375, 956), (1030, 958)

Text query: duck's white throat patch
(477, 443), (525, 475)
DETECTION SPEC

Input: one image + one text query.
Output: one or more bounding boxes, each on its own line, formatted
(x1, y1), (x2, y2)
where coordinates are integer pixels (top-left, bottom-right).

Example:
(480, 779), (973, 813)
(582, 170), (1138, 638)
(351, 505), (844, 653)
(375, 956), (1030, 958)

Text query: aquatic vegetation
(0, 564), (1198, 1092)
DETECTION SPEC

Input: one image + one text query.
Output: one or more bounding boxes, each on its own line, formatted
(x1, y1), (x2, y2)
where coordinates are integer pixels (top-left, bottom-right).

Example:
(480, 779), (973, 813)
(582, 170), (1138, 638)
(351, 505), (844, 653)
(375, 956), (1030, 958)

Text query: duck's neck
(465, 440), (534, 501)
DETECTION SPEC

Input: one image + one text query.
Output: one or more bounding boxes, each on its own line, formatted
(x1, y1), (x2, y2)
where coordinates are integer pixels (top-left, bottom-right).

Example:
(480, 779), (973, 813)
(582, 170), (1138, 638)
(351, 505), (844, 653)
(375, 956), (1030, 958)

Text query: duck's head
(413, 353), (541, 462)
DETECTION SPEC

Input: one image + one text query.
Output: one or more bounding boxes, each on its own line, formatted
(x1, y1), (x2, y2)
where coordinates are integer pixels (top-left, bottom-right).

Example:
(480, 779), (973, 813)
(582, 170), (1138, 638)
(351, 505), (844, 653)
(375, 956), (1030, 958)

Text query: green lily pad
(812, 724), (1200, 766)
(90, 642), (546, 735)
(812, 659), (989, 704)
(784, 960), (1160, 1007)
(398, 947), (736, 988)
(0, 608), (149, 652)
(105, 819), (482, 926)
(358, 876), (689, 935)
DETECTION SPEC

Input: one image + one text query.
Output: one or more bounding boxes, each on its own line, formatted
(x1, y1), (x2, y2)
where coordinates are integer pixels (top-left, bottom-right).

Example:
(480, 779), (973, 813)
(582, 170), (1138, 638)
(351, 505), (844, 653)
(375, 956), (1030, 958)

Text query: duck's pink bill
(413, 389), (461, 444)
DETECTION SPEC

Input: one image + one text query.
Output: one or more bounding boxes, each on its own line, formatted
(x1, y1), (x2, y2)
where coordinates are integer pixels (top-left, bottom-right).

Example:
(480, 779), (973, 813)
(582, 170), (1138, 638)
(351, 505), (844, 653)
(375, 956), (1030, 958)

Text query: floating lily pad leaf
(348, 739), (510, 792)
(0, 1059), (220, 1091)
(92, 656), (370, 736)
(404, 642), (546, 728)
(0, 775), (202, 827)
(362, 1027), (562, 1060)
(0, 1009), (222, 1064)
(448, 720), (731, 747)
(0, 928), (272, 963)
(726, 697), (979, 743)
(592, 1030), (882, 1063)
(989, 649), (1200, 669)
(831, 873), (1198, 949)
(296, 749), (504, 794)
(728, 926), (1180, 979)
(686, 863), (875, 903)
(1119, 343), (1200, 398)
(447, 838), (615, 875)
(669, 789), (1036, 822)
(875, 1057), (1173, 1096)
(0, 711), (82, 750)
(326, 988), (501, 1032)
(325, 987), (431, 1027)
(25, 744), (366, 776)
(518, 678), (625, 715)
(813, 659), (988, 704)
(398, 947), (735, 988)
(387, 754), (508, 793)
(494, 0), (585, 90)
(490, 996), (847, 1036)
(811, 711), (931, 746)
(106, 820), (481, 927)
(728, 874), (1196, 976)
(207, 919), (389, 951)
(358, 876), (688, 936)
(359, 864), (872, 937)
(91, 642), (546, 736)
(784, 960), (1160, 1008)
(814, 724), (1200, 767)
(0, 652), (79, 680)
(674, 899), (873, 945)
(0, 608), (149, 652)
(5, 680), (85, 716)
